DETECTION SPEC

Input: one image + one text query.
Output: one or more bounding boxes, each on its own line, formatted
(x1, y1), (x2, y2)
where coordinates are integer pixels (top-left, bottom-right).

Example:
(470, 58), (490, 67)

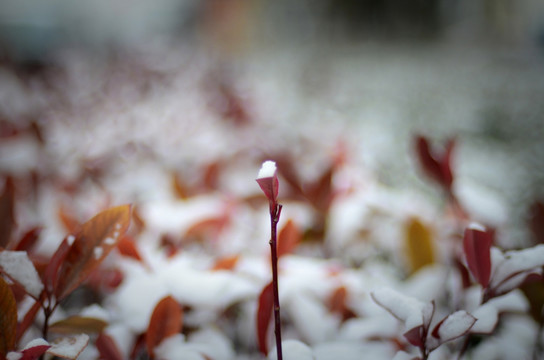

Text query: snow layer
(257, 161), (277, 179)
(0, 251), (44, 299)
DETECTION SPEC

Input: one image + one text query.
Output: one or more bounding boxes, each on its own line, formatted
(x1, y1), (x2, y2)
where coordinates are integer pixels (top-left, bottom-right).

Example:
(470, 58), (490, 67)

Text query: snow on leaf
(0, 275), (17, 357)
(256, 161), (279, 204)
(46, 334), (89, 359)
(18, 338), (50, 360)
(491, 244), (544, 292)
(429, 311), (475, 349)
(146, 295), (183, 359)
(470, 303), (499, 334)
(55, 204), (131, 300)
(268, 339), (313, 360)
(257, 281), (274, 356)
(0, 251), (44, 299)
(463, 225), (493, 288)
(371, 288), (433, 331)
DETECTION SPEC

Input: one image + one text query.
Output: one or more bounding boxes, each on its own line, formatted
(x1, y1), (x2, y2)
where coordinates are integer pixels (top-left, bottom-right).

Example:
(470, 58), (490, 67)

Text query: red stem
(270, 203), (283, 360)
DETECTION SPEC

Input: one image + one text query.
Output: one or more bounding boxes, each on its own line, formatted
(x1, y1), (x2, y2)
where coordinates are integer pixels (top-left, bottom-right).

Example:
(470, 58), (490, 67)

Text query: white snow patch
(104, 237), (116, 245)
(338, 316), (399, 341)
(22, 338), (49, 349)
(186, 327), (235, 360)
(154, 334), (206, 360)
(467, 222), (486, 232)
(47, 334), (89, 359)
(6, 353), (22, 360)
(471, 303), (499, 334)
(257, 161), (277, 179)
(0, 251), (44, 298)
(287, 293), (339, 345)
(432, 310), (475, 347)
(268, 339), (313, 360)
(80, 304), (110, 322)
(371, 288), (432, 330)
(94, 247), (103, 260)
(491, 244), (544, 291)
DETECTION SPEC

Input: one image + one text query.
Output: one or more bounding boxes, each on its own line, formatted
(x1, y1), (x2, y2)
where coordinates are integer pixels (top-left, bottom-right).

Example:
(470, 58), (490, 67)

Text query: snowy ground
(1, 38), (544, 359)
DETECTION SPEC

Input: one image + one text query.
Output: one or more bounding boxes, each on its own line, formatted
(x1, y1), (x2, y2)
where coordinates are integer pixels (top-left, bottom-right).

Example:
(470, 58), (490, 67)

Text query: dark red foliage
(529, 201), (544, 245)
(256, 282), (274, 356)
(96, 333), (123, 360)
(463, 226), (494, 289)
(415, 135), (455, 192)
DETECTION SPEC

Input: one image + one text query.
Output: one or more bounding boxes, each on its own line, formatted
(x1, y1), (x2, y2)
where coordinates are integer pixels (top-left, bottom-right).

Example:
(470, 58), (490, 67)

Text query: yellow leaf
(49, 316), (108, 335)
(404, 217), (435, 274)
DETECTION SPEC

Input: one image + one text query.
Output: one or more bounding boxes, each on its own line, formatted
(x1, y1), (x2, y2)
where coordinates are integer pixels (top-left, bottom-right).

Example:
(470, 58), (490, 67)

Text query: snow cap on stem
(257, 160), (279, 204)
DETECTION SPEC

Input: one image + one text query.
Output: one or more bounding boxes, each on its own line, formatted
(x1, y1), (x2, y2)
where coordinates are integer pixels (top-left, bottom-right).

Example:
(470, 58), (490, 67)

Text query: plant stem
(269, 203), (283, 360)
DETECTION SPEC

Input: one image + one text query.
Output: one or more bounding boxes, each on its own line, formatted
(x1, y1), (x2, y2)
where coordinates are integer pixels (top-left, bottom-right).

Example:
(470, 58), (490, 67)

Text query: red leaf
(0, 177), (15, 249)
(0, 276), (17, 356)
(403, 325), (424, 348)
(57, 206), (81, 235)
(277, 220), (300, 258)
(256, 281), (274, 356)
(117, 236), (143, 262)
(43, 237), (70, 294)
(211, 255), (239, 271)
(20, 341), (51, 360)
(529, 201), (544, 245)
(256, 161), (279, 205)
(96, 333), (123, 360)
(146, 295), (183, 359)
(16, 300), (41, 344)
(55, 205), (131, 300)
(463, 225), (493, 288)
(415, 136), (455, 191)
(13, 227), (42, 252)
(306, 164), (334, 212)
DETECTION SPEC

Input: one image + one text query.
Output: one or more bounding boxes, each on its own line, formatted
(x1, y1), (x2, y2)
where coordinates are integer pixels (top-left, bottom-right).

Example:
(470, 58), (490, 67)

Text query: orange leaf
(328, 286), (356, 322)
(328, 286), (348, 315)
(146, 296), (183, 359)
(117, 236), (143, 262)
(0, 276), (17, 356)
(55, 205), (131, 300)
(57, 206), (81, 235)
(211, 255), (239, 271)
(256, 282), (273, 356)
(277, 220), (300, 258)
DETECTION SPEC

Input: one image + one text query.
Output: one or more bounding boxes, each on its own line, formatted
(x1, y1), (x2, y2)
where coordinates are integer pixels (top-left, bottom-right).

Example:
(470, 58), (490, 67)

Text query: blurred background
(1, 0), (544, 247)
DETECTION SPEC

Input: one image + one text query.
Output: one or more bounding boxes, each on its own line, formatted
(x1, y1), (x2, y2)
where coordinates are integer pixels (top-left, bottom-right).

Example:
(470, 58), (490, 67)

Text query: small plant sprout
(256, 160), (283, 360)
